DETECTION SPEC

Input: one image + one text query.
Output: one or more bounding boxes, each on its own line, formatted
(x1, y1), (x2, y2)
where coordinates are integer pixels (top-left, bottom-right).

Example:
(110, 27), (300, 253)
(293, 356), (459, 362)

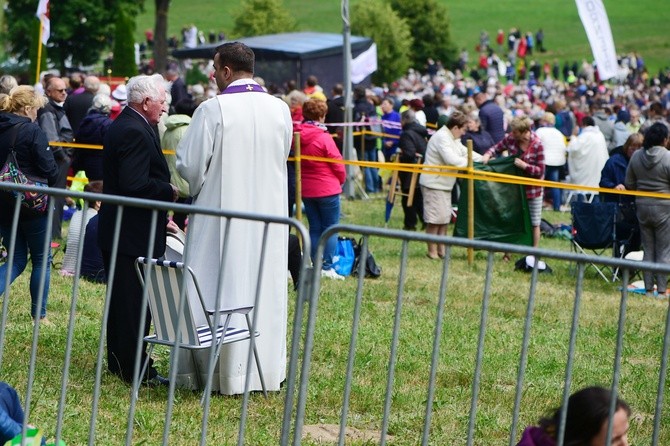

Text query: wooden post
(387, 152), (400, 204)
(407, 154), (422, 207)
(467, 139), (474, 265)
(294, 132), (302, 222)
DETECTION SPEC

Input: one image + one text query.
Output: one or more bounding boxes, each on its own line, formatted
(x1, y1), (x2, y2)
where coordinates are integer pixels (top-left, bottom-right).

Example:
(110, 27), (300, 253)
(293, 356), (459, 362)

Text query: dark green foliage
(231, 0), (296, 38)
(185, 65), (208, 86)
(351, 0), (412, 84)
(40, 0), (111, 72)
(4, 0), (144, 75)
(112, 7), (138, 77)
(3, 0), (45, 77)
(31, 18), (48, 82)
(389, 0), (457, 71)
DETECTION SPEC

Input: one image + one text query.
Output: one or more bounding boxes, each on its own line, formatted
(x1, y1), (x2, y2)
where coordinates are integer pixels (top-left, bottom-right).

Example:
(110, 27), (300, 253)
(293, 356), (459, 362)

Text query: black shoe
(143, 374), (169, 387)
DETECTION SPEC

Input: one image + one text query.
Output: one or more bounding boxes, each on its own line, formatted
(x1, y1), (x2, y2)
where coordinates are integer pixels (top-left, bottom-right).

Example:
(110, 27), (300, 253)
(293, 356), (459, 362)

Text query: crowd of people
(1, 42), (670, 298)
(299, 51), (669, 281)
(1, 24), (667, 441)
(1, 39), (669, 312)
(5, 6), (670, 439)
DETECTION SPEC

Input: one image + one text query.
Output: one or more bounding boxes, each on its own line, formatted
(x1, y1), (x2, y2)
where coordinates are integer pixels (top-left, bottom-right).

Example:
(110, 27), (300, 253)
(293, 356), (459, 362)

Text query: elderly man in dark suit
(98, 74), (178, 385)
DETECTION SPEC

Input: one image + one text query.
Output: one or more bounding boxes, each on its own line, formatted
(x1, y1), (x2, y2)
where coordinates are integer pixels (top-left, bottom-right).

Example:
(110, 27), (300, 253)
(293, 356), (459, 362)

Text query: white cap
(112, 84), (127, 102)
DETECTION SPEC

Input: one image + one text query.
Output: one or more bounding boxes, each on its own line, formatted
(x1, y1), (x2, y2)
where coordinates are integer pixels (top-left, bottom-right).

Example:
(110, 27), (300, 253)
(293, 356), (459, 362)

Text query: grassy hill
(135, 0), (670, 76)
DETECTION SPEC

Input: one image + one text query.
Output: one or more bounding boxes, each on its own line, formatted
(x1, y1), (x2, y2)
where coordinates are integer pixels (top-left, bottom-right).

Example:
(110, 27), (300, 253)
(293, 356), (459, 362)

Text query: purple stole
(220, 83), (266, 94)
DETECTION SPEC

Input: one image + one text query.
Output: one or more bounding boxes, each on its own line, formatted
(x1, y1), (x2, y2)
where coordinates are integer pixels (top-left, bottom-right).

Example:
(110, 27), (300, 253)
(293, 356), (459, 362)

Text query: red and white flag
(35, 0), (50, 45)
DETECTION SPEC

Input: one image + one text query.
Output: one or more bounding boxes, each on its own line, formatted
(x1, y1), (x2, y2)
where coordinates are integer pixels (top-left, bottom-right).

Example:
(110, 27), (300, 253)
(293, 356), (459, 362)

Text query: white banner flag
(351, 43), (377, 84)
(36, 0), (50, 45)
(575, 0), (618, 80)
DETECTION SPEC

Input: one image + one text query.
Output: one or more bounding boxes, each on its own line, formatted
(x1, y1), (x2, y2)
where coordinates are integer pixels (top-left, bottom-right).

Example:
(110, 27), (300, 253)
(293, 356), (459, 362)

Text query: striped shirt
(485, 132), (545, 199)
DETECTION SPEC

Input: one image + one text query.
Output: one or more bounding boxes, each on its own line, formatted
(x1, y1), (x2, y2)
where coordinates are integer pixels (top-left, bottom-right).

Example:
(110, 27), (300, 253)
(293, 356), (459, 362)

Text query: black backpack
(352, 239), (382, 278)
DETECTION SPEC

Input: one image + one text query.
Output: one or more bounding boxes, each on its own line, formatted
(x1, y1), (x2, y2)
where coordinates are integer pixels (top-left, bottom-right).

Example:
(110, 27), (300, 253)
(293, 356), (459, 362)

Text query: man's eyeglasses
(51, 89), (67, 93)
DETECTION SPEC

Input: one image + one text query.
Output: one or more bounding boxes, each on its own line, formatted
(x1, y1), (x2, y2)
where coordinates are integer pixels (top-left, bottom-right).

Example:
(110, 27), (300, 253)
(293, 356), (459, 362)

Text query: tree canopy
(231, 0), (296, 38)
(351, 0), (412, 84)
(3, 0), (143, 74)
(389, 0), (457, 71)
(112, 4), (138, 77)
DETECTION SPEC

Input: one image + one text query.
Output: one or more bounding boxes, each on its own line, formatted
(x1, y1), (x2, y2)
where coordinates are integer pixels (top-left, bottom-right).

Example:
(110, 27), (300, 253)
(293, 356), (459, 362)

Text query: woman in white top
(420, 111), (482, 258)
(535, 112), (567, 211)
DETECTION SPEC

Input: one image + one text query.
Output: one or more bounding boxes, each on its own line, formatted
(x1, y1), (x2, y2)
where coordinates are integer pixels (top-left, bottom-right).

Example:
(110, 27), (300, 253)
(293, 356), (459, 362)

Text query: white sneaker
(321, 268), (345, 280)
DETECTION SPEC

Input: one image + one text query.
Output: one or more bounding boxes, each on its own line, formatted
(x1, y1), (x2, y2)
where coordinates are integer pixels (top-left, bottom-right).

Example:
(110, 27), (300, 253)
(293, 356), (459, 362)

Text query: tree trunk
(154, 0), (170, 74)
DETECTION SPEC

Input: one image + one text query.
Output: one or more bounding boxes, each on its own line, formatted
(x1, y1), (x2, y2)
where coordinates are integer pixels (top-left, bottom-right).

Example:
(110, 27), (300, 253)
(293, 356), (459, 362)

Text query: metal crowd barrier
(0, 182), (311, 446)
(290, 223), (670, 446)
(1, 182), (670, 445)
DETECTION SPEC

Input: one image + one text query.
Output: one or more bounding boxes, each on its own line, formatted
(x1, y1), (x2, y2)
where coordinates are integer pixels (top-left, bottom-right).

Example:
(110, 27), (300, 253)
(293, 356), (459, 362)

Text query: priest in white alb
(176, 42), (292, 394)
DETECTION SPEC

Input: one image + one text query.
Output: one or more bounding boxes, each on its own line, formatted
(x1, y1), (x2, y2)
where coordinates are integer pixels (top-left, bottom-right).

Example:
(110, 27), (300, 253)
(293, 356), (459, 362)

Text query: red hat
(409, 98), (424, 110)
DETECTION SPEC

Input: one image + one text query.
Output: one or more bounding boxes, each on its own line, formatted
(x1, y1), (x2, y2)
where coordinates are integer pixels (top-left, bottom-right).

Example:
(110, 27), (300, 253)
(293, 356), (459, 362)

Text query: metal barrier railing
(290, 223), (670, 446)
(1, 182), (670, 444)
(0, 182), (311, 445)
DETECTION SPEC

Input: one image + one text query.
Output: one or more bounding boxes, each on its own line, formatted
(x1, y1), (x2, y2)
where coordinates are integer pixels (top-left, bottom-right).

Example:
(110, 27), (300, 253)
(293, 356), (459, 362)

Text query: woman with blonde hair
(0, 86), (59, 323)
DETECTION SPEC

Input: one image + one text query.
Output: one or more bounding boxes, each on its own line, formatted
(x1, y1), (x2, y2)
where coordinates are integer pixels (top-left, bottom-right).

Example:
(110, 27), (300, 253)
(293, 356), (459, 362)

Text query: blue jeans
(0, 216), (51, 318)
(304, 194), (340, 270)
(545, 165), (563, 211)
(364, 148), (379, 193)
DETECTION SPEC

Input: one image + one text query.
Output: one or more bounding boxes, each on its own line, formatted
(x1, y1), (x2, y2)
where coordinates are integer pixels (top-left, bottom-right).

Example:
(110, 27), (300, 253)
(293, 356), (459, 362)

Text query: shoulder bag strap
(7, 122), (25, 166)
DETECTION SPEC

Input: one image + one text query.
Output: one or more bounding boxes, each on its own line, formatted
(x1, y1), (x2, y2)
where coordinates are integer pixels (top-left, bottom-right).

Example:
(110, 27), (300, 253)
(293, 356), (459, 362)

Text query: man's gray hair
(90, 93), (112, 114)
(0, 75), (18, 95)
(401, 109), (415, 125)
(127, 74), (166, 104)
(83, 75), (101, 93)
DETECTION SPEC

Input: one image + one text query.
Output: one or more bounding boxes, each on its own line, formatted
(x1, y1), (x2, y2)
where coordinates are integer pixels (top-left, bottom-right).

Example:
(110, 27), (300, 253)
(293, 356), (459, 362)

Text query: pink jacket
(299, 123), (346, 198)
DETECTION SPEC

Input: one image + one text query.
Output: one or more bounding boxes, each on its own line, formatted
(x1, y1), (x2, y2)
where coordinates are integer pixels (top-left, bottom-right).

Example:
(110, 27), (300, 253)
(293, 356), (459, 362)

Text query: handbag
(351, 238), (382, 279)
(0, 123), (50, 213)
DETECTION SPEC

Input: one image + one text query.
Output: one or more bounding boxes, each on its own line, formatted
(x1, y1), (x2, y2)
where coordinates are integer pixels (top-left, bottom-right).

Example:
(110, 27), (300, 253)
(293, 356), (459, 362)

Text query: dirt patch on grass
(302, 423), (391, 443)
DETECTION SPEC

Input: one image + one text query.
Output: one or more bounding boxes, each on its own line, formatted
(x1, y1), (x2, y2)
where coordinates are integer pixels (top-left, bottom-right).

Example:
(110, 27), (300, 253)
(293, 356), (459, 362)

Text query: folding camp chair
(570, 201), (618, 282)
(133, 257), (267, 402)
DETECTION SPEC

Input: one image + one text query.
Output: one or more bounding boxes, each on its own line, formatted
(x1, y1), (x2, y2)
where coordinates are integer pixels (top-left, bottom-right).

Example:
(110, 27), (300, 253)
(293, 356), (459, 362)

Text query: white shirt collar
(127, 104), (150, 125)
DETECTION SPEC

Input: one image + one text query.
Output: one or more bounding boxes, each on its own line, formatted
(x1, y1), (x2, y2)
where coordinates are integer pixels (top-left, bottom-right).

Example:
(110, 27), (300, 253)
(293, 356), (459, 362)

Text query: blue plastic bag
(333, 237), (356, 276)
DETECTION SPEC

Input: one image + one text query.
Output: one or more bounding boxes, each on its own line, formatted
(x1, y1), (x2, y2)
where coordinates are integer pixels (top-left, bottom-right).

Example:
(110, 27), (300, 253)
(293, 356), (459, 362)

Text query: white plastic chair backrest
(142, 259), (200, 346)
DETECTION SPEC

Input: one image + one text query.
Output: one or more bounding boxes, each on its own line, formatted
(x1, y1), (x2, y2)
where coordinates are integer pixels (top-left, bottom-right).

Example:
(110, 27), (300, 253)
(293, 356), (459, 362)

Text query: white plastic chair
(133, 257), (267, 402)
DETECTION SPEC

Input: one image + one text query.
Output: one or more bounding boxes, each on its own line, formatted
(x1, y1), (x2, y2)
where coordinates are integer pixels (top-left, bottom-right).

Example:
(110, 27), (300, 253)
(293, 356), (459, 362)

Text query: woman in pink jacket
(300, 99), (346, 279)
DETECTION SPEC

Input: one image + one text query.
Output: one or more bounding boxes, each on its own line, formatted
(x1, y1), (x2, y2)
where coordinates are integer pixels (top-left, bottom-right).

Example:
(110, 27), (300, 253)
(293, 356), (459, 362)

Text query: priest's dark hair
(215, 42), (255, 74)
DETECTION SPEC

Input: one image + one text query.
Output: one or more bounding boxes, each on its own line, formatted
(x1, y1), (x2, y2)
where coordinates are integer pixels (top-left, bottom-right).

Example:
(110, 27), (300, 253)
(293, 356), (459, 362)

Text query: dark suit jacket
(326, 96), (345, 151)
(169, 78), (189, 113)
(64, 91), (94, 134)
(98, 106), (173, 258)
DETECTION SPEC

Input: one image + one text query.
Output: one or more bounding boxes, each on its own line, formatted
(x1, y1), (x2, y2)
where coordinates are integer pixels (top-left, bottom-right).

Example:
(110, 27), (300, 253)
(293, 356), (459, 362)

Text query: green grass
(134, 0), (670, 75)
(2, 197), (668, 444)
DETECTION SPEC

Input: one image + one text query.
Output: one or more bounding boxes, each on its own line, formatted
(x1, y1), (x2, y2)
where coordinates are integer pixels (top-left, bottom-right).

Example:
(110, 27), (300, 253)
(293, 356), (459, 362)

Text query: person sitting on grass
(0, 381), (45, 445)
(60, 181), (102, 277)
(517, 386), (630, 446)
